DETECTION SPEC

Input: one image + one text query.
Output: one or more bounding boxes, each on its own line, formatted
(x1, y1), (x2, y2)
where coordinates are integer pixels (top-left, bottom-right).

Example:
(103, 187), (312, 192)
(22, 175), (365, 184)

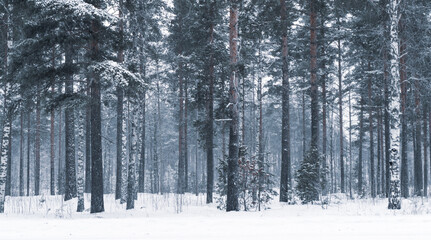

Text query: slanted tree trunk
(388, 0), (402, 209)
(64, 44), (77, 201)
(279, 0), (291, 202)
(226, 0), (239, 212)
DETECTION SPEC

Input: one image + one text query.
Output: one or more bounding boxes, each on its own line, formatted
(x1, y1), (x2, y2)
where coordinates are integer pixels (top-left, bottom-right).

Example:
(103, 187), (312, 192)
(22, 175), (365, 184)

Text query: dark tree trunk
(35, 89), (41, 196)
(226, 0), (239, 212)
(50, 85), (55, 196)
(368, 64), (375, 198)
(414, 79), (423, 196)
(57, 82), (63, 195)
(423, 102), (428, 196)
(64, 44), (77, 201)
(358, 96), (364, 196)
(115, 1), (124, 200)
(85, 82), (91, 194)
(279, 0), (291, 202)
(206, 1), (215, 203)
(338, 33), (344, 194)
(19, 110), (24, 196)
(138, 60), (146, 193)
(400, 29), (409, 198)
(27, 109), (30, 196)
(90, 16), (104, 214)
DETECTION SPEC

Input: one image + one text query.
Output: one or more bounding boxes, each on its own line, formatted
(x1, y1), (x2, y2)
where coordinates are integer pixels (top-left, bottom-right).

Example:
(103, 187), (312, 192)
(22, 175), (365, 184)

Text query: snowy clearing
(1, 194), (431, 239)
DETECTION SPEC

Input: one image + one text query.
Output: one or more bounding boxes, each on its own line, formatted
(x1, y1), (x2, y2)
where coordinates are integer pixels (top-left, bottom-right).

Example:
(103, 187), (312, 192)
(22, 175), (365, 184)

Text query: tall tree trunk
(85, 79), (91, 194)
(414, 79), (423, 196)
(423, 102), (428, 197)
(77, 109), (85, 212)
(279, 0), (291, 203)
(226, 0), (239, 212)
(57, 82), (63, 195)
(90, 13), (104, 213)
(206, 2), (215, 203)
(27, 109), (30, 196)
(388, 0), (401, 209)
(184, 77), (188, 193)
(19, 109), (24, 196)
(127, 104), (136, 210)
(116, 0), (125, 200)
(138, 56), (146, 193)
(6, 118), (11, 197)
(348, 90), (353, 198)
(399, 19), (408, 199)
(64, 44), (77, 201)
(368, 63), (375, 198)
(34, 88), (41, 196)
(338, 31), (344, 194)
(0, 103), (11, 213)
(308, 0), (319, 201)
(358, 96), (364, 196)
(377, 108), (382, 195)
(50, 85), (55, 196)
(384, 47), (390, 197)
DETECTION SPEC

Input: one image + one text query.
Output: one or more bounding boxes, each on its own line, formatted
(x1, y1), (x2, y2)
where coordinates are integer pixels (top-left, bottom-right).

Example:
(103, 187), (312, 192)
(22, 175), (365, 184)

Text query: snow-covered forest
(1, 0), (431, 239)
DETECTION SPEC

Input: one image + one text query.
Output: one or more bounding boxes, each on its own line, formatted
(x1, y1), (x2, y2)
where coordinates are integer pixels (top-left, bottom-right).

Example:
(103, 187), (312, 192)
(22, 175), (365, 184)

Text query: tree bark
(226, 0), (239, 212)
(368, 62), (375, 198)
(279, 0), (291, 202)
(414, 79), (423, 196)
(90, 15), (104, 213)
(388, 0), (402, 209)
(64, 44), (77, 201)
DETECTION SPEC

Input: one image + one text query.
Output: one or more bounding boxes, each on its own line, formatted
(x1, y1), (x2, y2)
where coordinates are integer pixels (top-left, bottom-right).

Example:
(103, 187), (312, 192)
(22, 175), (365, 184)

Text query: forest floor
(1, 193), (431, 239)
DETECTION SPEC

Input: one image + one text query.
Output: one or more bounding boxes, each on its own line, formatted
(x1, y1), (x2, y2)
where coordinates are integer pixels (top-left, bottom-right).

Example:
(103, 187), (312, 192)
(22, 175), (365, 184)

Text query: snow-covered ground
(1, 193), (431, 239)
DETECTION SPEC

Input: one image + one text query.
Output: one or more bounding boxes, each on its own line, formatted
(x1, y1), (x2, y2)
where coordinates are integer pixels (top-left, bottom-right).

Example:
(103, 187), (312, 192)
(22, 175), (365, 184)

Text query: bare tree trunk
(388, 0), (402, 209)
(19, 110), (24, 196)
(77, 109), (85, 212)
(64, 43), (77, 201)
(338, 32), (344, 194)
(414, 79), (423, 196)
(90, 11), (104, 213)
(206, 2), (215, 203)
(35, 88), (41, 196)
(358, 96), (364, 196)
(226, 0), (239, 211)
(423, 102), (428, 197)
(27, 109), (31, 196)
(399, 19), (408, 199)
(279, 0), (291, 202)
(368, 63), (375, 198)
(50, 85), (55, 195)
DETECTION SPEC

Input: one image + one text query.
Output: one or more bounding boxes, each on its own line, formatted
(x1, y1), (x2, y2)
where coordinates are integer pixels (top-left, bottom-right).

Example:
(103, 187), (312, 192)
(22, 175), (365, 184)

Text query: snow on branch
(31, 0), (117, 23)
(89, 60), (146, 89)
